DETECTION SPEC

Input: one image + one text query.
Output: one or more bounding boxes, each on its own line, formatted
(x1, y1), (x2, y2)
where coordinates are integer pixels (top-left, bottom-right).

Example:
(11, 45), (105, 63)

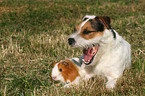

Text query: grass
(0, 0), (144, 95)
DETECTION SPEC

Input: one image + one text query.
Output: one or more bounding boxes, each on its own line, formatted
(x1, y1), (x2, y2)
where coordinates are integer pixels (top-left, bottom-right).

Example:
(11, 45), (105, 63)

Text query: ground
(0, 0), (144, 95)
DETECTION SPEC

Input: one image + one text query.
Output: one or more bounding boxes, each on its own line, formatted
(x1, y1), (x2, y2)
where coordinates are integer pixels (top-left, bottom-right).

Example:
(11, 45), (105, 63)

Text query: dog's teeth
(82, 59), (84, 62)
(85, 61), (90, 64)
(92, 51), (96, 55)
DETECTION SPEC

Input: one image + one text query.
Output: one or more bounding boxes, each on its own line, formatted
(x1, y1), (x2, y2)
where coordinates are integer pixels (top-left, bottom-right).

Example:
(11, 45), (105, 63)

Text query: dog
(68, 15), (131, 89)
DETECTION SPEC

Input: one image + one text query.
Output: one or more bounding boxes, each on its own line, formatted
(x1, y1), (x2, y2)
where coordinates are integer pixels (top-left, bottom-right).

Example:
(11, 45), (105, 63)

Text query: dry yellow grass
(0, 0), (144, 95)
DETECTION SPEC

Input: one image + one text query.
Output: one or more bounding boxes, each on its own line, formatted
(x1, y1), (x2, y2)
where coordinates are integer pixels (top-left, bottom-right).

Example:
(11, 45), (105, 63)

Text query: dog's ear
(95, 16), (111, 29)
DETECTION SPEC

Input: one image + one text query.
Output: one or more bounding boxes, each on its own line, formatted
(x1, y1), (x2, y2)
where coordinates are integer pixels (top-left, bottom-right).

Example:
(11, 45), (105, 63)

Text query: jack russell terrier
(68, 15), (131, 89)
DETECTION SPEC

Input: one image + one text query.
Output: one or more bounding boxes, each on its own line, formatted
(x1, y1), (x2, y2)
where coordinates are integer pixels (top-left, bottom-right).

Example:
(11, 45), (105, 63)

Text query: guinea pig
(51, 58), (82, 87)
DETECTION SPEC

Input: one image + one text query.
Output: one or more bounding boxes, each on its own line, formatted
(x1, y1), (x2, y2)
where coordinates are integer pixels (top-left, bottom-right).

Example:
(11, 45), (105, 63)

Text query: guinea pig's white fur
(51, 58), (87, 87)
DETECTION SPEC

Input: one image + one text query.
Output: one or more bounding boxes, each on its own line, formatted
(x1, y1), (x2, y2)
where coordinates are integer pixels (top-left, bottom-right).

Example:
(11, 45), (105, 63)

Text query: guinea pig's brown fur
(58, 60), (80, 82)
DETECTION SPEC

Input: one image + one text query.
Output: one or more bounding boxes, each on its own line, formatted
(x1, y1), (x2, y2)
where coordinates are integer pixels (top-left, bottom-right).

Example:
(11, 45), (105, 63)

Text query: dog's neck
(99, 29), (119, 46)
(89, 29), (120, 66)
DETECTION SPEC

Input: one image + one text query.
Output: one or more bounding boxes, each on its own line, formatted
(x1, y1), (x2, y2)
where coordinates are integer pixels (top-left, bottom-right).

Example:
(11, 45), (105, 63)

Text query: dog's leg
(106, 76), (117, 90)
(81, 64), (95, 81)
(82, 74), (94, 81)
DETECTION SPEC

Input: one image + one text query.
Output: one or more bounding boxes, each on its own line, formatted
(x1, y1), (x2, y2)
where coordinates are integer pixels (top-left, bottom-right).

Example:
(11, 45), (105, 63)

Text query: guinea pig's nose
(68, 38), (75, 46)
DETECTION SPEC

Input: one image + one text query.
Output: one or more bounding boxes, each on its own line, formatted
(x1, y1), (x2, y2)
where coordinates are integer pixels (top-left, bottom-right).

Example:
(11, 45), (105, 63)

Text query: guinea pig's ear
(62, 61), (69, 67)
(52, 62), (59, 67)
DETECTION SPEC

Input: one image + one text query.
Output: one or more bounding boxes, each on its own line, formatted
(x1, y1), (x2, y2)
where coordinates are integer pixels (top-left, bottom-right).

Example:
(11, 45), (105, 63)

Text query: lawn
(0, 0), (144, 95)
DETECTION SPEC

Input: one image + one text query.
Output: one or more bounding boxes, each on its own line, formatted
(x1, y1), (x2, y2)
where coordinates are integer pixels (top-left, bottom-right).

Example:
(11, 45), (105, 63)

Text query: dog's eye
(83, 29), (96, 34)
(59, 69), (62, 72)
(83, 18), (88, 21)
(74, 27), (77, 32)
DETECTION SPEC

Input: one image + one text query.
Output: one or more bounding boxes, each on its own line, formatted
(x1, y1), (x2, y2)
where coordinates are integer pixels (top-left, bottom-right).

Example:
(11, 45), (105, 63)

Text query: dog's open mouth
(83, 44), (99, 65)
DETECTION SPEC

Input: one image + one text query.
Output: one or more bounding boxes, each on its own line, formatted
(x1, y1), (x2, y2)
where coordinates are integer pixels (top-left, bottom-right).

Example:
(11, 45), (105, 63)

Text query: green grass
(0, 0), (144, 95)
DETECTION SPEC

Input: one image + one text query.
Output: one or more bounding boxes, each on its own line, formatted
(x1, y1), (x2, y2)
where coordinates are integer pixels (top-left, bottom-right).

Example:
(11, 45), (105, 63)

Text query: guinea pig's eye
(59, 69), (62, 72)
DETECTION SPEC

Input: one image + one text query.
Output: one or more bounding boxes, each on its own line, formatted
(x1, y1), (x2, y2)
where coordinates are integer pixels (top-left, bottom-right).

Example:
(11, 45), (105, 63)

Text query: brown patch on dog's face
(57, 60), (80, 82)
(75, 18), (105, 40)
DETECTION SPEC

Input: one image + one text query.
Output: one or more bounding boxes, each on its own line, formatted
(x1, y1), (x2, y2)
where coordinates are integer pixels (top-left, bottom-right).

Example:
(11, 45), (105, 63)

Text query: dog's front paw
(106, 82), (114, 89)
(106, 76), (117, 90)
(106, 79), (117, 91)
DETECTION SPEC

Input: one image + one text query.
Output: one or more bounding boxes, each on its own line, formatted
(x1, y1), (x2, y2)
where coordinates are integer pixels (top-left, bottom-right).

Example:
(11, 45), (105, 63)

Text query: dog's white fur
(69, 15), (131, 89)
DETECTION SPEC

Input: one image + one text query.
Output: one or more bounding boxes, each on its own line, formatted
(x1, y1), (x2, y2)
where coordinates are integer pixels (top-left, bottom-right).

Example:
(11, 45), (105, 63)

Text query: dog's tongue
(83, 46), (98, 63)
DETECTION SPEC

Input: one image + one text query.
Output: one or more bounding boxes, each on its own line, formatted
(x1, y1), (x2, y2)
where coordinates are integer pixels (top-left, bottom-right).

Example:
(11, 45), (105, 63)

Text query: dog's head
(68, 15), (111, 47)
(68, 15), (112, 64)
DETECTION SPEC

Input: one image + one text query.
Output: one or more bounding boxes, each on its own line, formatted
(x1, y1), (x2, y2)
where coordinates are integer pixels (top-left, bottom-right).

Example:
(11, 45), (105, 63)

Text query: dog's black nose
(68, 38), (75, 45)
